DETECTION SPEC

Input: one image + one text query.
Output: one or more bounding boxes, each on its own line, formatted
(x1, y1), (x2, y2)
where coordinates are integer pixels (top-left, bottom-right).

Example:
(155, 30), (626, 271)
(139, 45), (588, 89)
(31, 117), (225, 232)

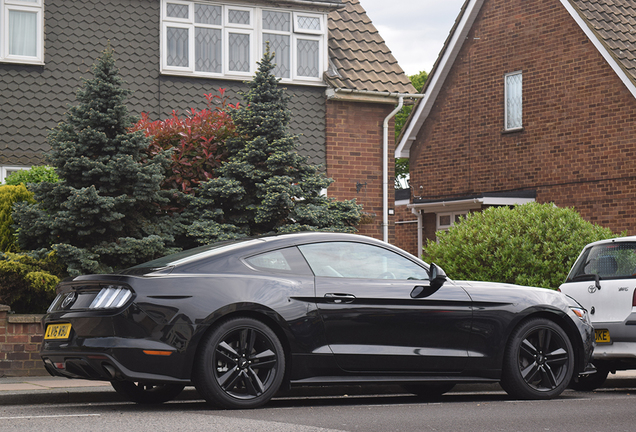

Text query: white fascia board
(407, 196), (535, 213)
(395, 0), (485, 159)
(560, 0), (636, 99)
(481, 196), (535, 206)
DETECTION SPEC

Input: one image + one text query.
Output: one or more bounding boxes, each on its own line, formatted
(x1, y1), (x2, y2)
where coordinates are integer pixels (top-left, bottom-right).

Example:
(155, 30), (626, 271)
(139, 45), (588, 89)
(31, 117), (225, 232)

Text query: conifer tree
(185, 47), (361, 244)
(13, 48), (176, 275)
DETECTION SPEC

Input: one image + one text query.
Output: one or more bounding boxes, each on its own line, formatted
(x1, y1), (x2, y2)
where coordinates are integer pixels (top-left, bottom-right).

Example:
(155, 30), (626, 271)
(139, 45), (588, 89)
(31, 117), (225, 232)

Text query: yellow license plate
(44, 323), (72, 340)
(595, 329), (610, 343)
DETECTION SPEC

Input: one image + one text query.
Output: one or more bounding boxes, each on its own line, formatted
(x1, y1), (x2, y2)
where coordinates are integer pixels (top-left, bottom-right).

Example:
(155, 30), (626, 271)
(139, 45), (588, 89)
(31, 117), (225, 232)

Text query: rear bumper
(40, 337), (191, 384)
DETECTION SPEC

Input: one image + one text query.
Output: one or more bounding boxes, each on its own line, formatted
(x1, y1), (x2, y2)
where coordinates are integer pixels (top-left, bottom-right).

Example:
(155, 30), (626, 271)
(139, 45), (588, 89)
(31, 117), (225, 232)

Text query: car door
(297, 241), (473, 374)
(560, 240), (636, 345)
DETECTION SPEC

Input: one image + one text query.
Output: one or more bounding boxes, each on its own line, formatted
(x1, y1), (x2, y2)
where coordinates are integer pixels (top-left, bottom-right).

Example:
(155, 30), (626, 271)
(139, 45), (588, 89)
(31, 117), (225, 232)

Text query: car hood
(455, 280), (574, 308)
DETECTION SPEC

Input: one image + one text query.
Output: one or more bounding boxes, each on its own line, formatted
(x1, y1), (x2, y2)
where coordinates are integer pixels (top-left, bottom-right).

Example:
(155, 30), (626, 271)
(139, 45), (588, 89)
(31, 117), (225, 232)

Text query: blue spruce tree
(13, 48), (177, 275)
(185, 47), (362, 243)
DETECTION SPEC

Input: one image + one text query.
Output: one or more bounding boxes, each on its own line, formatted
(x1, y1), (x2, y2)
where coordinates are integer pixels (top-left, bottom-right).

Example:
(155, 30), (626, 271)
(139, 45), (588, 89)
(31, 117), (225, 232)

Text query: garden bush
(0, 250), (65, 313)
(0, 184), (35, 252)
(422, 202), (618, 289)
(4, 165), (59, 186)
(132, 91), (236, 197)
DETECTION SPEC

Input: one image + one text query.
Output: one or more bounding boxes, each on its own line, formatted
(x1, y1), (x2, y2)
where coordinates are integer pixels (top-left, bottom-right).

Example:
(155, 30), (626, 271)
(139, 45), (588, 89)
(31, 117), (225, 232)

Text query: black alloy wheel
(194, 317), (285, 409)
(500, 317), (574, 400)
(110, 381), (185, 404)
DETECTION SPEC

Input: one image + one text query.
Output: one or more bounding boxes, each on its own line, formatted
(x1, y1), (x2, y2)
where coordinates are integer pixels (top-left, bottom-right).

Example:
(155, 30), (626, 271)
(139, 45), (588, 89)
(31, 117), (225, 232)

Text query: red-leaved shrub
(132, 90), (237, 195)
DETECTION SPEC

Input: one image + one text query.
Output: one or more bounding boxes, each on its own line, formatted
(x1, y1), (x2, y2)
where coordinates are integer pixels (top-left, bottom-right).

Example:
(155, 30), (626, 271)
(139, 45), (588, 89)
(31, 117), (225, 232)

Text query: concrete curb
(1, 372), (635, 407)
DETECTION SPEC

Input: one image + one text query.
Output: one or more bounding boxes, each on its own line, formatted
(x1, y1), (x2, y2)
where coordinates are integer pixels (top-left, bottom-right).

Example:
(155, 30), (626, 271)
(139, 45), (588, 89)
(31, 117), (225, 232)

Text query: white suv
(559, 236), (636, 390)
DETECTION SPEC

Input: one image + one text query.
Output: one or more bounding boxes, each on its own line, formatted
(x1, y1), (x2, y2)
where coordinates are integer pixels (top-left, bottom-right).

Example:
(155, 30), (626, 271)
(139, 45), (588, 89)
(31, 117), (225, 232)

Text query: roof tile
(326, 0), (416, 94)
(570, 0), (636, 84)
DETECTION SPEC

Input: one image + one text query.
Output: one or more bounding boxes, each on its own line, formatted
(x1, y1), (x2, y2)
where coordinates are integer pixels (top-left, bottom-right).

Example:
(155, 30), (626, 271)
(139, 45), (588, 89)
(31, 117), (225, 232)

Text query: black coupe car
(41, 232), (594, 408)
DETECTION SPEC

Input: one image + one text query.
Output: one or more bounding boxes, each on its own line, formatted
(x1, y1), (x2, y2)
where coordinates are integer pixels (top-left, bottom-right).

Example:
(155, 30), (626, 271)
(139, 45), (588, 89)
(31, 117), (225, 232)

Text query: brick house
(394, 0), (636, 255)
(0, 0), (416, 242)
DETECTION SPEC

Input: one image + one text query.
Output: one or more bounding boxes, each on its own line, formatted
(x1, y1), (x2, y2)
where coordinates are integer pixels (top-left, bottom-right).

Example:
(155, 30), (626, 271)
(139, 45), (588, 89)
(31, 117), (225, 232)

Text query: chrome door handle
(324, 293), (356, 303)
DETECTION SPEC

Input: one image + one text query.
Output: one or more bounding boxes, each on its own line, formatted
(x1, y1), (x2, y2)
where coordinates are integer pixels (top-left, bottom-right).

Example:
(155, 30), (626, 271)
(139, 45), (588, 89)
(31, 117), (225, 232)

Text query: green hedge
(423, 203), (618, 289)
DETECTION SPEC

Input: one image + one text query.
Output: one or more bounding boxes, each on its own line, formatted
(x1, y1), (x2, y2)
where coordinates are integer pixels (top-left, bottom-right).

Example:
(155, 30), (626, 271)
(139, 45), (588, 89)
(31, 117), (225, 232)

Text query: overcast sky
(360, 0), (466, 76)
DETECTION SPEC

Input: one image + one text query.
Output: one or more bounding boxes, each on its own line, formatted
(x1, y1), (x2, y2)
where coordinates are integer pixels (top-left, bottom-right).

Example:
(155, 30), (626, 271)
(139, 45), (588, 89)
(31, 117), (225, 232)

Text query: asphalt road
(2, 384), (636, 432)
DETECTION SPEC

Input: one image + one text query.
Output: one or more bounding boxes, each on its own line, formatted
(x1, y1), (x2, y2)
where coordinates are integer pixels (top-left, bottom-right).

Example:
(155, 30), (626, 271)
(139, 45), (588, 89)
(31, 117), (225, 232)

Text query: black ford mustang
(41, 232), (594, 408)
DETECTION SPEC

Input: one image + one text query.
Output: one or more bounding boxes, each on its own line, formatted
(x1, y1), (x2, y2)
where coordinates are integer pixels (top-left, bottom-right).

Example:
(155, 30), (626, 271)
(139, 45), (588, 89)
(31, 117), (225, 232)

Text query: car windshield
(120, 239), (255, 274)
(567, 241), (636, 281)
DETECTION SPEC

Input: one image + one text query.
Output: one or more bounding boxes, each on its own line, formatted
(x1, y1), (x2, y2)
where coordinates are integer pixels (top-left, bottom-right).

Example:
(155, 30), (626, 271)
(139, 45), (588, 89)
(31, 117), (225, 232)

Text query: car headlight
(89, 285), (133, 309)
(570, 306), (591, 324)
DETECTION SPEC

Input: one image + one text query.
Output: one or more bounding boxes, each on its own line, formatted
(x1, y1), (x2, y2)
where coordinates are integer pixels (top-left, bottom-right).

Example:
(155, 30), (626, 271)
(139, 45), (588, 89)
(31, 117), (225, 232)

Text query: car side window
(244, 247), (313, 275)
(298, 242), (429, 280)
(571, 242), (636, 280)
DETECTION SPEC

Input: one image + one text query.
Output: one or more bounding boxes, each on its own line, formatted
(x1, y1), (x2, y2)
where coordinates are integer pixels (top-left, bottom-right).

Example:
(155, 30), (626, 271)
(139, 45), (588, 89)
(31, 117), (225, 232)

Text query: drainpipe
(327, 89), (425, 243)
(382, 97), (404, 242)
(411, 207), (423, 257)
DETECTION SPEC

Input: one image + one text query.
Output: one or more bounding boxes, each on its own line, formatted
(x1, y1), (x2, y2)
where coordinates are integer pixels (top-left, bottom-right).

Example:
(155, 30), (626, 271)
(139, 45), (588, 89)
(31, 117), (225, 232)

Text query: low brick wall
(0, 305), (48, 377)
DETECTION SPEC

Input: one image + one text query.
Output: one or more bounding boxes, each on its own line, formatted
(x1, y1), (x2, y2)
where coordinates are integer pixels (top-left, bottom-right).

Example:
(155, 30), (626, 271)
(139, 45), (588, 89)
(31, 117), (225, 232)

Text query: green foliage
(4, 166), (59, 185)
(422, 203), (618, 289)
(0, 185), (34, 252)
(395, 70), (428, 188)
(184, 46), (362, 244)
(131, 91), (236, 197)
(0, 250), (66, 313)
(395, 70), (428, 136)
(12, 47), (177, 276)
(395, 158), (410, 189)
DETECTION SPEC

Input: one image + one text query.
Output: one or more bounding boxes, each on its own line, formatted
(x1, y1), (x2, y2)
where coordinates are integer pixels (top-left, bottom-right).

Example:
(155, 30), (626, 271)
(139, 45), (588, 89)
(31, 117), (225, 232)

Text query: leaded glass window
(505, 72), (523, 130)
(297, 38), (319, 77)
(161, 0), (325, 82)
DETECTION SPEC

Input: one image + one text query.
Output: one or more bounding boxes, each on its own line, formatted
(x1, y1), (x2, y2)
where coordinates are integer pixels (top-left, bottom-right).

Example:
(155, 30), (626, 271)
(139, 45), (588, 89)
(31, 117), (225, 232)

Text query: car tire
(403, 382), (456, 399)
(569, 365), (610, 391)
(193, 317), (285, 409)
(110, 381), (185, 404)
(500, 317), (574, 400)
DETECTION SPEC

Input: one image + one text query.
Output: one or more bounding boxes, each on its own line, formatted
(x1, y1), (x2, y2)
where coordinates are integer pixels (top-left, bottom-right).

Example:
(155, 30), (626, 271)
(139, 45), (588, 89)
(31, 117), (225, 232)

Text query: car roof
(122, 232), (409, 274)
(583, 235), (636, 249)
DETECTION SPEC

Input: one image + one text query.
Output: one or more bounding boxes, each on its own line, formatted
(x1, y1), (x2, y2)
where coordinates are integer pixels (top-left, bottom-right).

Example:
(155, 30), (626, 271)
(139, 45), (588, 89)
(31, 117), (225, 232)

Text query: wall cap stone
(0, 305), (10, 312)
(7, 314), (45, 324)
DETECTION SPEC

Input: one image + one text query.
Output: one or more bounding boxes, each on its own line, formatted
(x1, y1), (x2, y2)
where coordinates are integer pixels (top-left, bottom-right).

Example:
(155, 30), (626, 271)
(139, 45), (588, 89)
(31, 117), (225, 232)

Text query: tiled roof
(569, 0), (636, 85)
(326, 0), (417, 94)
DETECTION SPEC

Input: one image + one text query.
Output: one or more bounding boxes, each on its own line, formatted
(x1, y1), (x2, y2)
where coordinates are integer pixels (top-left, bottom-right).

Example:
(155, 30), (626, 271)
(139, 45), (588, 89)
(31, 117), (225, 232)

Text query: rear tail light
(89, 285), (133, 309)
(633, 289), (636, 307)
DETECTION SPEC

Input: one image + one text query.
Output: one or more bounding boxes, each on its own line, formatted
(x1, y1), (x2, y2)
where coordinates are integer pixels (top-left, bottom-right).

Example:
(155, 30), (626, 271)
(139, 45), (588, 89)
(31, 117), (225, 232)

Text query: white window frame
(0, 0), (44, 65)
(293, 11), (324, 35)
(1, 165), (29, 183)
(261, 9), (292, 79)
(437, 211), (467, 231)
(161, 0), (327, 85)
(504, 71), (523, 131)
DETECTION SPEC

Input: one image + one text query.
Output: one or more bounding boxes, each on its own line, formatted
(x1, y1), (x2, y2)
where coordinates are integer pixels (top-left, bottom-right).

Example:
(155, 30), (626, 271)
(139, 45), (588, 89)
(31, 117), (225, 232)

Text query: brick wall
(409, 0), (636, 236)
(325, 100), (396, 242)
(0, 305), (47, 377)
(395, 203), (419, 256)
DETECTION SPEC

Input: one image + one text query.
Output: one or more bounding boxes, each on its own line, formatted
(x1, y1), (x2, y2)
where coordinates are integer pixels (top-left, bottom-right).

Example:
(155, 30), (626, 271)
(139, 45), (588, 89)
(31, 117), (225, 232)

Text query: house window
(0, 0), (43, 64)
(437, 212), (466, 231)
(1, 166), (29, 183)
(161, 0), (326, 83)
(504, 71), (522, 130)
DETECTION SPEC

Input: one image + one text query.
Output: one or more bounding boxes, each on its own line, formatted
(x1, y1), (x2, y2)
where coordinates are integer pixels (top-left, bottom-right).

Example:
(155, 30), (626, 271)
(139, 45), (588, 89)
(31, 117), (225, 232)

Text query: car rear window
(120, 239), (256, 274)
(567, 242), (636, 281)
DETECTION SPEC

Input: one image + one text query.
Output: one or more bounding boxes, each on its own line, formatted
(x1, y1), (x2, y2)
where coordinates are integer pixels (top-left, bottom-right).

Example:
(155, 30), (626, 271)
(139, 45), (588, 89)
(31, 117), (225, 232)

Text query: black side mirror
(429, 263), (447, 290)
